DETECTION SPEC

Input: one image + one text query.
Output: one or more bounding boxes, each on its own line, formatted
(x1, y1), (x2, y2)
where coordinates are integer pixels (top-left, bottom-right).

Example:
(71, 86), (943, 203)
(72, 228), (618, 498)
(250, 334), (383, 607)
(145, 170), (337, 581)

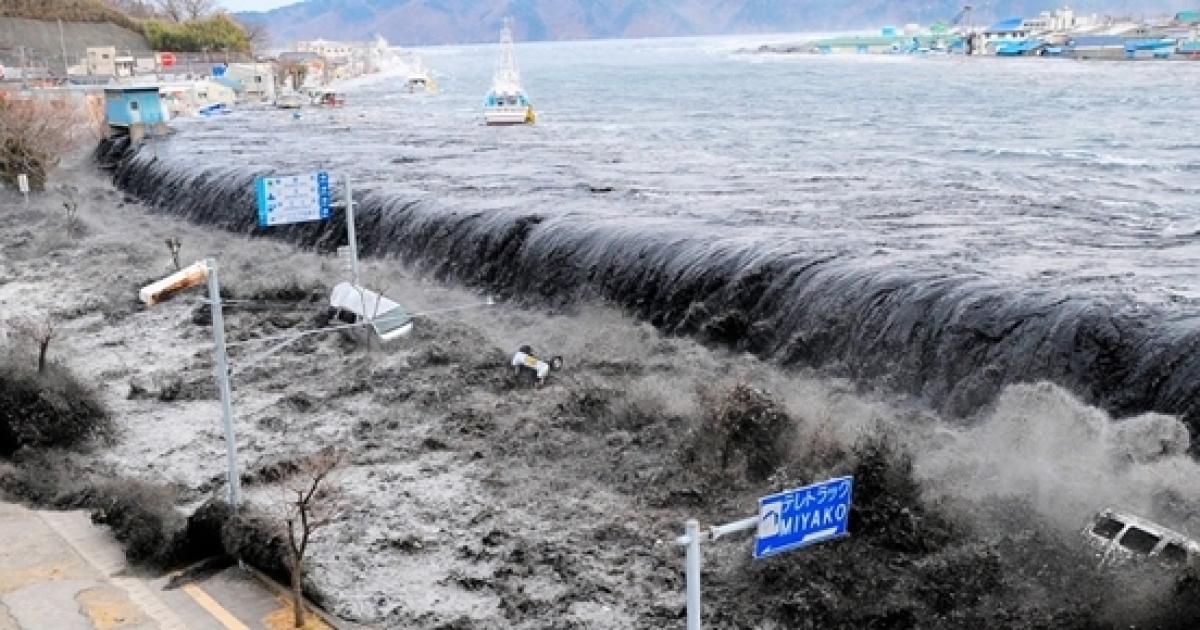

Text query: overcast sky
(217, 0), (298, 12)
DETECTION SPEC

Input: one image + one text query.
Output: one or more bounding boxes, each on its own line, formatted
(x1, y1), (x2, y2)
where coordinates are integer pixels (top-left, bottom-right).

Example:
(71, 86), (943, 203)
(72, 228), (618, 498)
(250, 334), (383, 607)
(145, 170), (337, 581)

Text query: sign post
(17, 173), (29, 203)
(254, 170), (358, 284)
(675, 476), (854, 629)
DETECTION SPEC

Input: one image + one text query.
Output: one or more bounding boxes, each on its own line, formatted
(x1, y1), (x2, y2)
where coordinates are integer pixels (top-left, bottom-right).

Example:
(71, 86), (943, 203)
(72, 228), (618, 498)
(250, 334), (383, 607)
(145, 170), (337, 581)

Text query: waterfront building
(103, 85), (168, 141)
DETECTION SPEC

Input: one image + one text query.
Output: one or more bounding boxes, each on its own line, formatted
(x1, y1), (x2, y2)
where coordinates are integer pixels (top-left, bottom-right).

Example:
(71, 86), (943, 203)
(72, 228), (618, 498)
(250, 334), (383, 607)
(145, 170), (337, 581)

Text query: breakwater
(98, 135), (1200, 443)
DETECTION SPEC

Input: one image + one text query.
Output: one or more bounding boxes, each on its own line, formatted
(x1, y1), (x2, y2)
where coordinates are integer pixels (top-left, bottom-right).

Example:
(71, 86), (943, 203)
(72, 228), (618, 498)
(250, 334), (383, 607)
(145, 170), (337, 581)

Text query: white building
(296, 39), (356, 60)
(86, 47), (117, 76)
(223, 62), (277, 102)
(1021, 7), (1114, 37)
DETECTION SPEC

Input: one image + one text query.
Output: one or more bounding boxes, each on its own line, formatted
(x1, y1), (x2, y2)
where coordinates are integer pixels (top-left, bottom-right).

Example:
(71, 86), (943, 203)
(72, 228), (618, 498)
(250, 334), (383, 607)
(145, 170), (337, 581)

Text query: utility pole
(206, 258), (242, 509)
(344, 175), (360, 286)
(57, 19), (68, 76)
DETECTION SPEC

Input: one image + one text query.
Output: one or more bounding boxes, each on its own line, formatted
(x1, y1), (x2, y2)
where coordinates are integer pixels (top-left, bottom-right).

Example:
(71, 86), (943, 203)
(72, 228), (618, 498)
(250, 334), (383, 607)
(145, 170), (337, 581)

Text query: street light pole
(206, 258), (242, 509)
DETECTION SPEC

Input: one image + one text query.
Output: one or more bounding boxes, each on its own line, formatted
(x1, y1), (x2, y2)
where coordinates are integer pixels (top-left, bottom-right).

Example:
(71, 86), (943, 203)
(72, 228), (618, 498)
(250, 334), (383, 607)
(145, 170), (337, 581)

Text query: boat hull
(484, 108), (533, 125)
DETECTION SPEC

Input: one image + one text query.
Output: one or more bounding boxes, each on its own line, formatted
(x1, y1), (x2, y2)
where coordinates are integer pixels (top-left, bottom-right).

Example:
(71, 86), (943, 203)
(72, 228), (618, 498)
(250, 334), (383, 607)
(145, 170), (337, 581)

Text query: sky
(217, 0), (298, 11)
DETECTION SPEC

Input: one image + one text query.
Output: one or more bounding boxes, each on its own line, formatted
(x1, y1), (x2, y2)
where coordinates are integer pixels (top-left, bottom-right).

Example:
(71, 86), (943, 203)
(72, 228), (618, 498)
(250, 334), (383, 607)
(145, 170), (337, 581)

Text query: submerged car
(326, 282), (413, 345)
(1082, 508), (1200, 568)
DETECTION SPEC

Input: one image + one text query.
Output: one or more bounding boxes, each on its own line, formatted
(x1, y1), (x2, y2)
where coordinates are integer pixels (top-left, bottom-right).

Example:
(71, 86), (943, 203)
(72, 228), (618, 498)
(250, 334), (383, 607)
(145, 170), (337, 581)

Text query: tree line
(0, 0), (265, 53)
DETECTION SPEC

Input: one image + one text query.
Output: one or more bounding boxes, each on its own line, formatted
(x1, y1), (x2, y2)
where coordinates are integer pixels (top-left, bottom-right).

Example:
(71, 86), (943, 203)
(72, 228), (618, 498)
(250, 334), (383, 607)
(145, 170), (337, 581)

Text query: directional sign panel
(754, 475), (853, 559)
(255, 171), (331, 227)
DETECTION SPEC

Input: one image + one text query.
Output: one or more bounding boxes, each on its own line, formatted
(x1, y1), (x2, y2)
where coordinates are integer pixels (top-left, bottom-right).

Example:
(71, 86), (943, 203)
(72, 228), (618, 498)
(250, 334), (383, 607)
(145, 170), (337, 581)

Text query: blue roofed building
(103, 85), (168, 142)
(983, 18), (1031, 53)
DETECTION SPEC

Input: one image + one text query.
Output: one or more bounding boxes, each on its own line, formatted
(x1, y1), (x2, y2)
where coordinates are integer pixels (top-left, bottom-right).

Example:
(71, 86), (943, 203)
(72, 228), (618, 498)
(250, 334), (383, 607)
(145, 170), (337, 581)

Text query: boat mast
(494, 17), (521, 89)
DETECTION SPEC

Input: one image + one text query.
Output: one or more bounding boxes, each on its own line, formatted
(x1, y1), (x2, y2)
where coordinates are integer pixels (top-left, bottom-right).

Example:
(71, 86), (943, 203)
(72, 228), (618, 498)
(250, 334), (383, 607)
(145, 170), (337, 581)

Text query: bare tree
(165, 236), (182, 271)
(178, 0), (216, 20)
(0, 98), (84, 191)
(238, 19), (271, 53)
(11, 313), (56, 374)
(153, 0), (183, 21)
(101, 0), (159, 18)
(277, 448), (344, 628)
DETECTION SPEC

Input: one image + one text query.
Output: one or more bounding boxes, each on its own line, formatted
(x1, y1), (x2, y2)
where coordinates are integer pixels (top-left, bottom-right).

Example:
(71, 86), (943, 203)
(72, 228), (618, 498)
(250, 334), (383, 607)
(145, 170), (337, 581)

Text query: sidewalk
(0, 502), (295, 630)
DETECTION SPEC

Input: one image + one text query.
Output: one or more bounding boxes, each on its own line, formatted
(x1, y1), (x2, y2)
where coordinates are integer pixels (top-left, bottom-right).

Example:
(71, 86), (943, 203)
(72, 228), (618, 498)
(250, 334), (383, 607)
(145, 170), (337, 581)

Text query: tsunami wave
(98, 136), (1200, 444)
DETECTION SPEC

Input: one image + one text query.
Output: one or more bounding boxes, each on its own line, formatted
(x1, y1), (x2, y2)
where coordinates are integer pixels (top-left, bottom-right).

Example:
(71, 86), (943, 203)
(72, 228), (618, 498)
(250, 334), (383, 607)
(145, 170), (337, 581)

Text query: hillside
(235, 0), (1195, 45)
(0, 0), (141, 32)
(0, 17), (150, 68)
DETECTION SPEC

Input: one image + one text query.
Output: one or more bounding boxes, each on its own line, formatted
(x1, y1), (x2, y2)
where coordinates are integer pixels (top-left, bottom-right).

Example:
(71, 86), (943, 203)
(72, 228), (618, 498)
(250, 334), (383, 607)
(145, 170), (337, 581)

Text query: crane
(950, 4), (973, 30)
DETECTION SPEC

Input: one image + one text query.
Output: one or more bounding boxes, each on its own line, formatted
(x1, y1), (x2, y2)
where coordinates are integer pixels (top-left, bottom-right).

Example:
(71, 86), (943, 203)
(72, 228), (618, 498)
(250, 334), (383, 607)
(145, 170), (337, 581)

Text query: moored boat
(484, 18), (535, 126)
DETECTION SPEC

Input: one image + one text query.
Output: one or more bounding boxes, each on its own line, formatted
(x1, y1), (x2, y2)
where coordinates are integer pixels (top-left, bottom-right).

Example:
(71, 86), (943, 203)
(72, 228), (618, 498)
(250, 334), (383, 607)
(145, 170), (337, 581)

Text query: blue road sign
(754, 475), (853, 559)
(254, 171), (332, 227)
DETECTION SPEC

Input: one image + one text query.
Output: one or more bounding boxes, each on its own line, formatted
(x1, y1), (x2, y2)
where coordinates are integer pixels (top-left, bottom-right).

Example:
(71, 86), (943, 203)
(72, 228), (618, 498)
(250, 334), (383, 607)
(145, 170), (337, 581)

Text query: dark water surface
(108, 36), (1200, 433)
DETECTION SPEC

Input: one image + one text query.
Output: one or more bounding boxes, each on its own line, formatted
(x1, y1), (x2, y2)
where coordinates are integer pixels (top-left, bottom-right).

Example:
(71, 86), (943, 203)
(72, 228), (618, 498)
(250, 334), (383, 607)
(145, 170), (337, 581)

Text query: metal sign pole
(684, 519), (702, 630)
(206, 257), (242, 509)
(344, 174), (360, 286)
(675, 476), (854, 628)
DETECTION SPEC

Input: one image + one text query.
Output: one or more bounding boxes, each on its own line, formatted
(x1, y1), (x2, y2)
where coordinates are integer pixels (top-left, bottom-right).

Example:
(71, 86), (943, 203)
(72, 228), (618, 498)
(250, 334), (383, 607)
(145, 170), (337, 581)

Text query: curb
(240, 562), (367, 630)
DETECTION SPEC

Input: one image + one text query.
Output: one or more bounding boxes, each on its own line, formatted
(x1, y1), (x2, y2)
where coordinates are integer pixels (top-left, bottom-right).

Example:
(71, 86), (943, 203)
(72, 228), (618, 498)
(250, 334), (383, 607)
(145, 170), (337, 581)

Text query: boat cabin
(485, 91), (529, 108)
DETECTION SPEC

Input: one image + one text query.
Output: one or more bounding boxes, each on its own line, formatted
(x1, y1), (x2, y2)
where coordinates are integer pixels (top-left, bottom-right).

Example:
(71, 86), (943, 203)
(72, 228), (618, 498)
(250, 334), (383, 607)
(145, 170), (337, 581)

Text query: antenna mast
(494, 17), (521, 90)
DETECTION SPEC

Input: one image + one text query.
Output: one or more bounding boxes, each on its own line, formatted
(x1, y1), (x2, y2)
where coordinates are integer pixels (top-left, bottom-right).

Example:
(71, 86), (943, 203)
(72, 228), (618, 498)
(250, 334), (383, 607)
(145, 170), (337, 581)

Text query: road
(0, 502), (318, 630)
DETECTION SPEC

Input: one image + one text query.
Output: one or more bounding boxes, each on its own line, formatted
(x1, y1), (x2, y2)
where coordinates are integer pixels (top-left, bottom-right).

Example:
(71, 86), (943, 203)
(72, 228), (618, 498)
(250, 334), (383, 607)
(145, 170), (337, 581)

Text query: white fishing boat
(483, 18), (535, 126)
(404, 56), (437, 93)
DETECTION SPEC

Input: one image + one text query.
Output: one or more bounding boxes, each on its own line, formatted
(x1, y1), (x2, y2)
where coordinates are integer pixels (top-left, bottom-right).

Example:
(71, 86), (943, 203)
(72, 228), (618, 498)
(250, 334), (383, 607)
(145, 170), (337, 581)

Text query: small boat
(274, 93), (305, 109)
(483, 18), (535, 126)
(403, 56), (437, 93)
(315, 90), (345, 107)
(198, 102), (231, 116)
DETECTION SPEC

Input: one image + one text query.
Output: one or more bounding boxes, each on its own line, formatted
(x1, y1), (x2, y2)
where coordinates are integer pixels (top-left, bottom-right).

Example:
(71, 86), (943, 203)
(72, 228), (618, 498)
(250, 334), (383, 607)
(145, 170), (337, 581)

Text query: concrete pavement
(0, 502), (312, 630)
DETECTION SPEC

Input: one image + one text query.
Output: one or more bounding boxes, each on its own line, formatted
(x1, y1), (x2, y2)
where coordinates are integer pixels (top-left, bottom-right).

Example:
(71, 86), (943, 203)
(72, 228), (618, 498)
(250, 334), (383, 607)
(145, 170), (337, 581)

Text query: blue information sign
(754, 476), (853, 559)
(254, 171), (331, 227)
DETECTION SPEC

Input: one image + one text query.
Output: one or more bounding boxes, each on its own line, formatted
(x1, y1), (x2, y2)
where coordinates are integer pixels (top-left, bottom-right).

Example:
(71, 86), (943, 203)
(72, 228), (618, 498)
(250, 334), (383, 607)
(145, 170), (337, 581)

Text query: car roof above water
(1088, 508), (1200, 555)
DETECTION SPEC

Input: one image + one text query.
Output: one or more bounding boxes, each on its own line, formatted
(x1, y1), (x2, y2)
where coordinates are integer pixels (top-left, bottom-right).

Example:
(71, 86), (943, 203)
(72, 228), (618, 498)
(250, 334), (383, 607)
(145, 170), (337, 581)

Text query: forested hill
(234, 0), (1192, 45)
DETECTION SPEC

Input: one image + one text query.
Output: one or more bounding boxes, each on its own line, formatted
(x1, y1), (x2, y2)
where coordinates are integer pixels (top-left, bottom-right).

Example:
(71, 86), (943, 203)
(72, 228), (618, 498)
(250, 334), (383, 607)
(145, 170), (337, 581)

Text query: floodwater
(120, 36), (1200, 430)
(92, 37), (1200, 626)
(172, 37), (1200, 309)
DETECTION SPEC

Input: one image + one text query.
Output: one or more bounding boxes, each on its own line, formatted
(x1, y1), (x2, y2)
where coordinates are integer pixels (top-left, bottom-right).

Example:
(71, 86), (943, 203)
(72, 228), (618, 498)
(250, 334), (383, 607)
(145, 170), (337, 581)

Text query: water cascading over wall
(100, 138), (1200, 445)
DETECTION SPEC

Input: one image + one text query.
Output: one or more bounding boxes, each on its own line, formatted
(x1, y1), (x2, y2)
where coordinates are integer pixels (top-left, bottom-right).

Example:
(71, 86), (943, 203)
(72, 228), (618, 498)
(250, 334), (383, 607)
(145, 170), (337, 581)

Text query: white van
(1082, 509), (1199, 568)
(327, 282), (413, 344)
